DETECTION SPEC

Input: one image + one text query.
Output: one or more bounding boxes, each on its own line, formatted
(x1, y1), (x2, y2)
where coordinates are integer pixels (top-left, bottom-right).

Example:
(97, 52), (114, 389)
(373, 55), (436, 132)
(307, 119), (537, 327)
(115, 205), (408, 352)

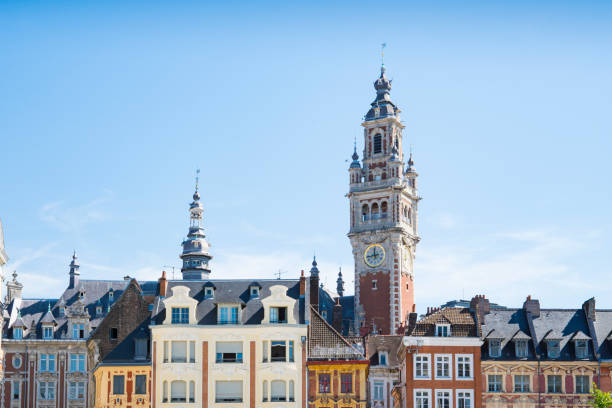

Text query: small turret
(68, 251), (80, 289)
(336, 267), (345, 297)
(309, 256), (320, 311)
(6, 270), (22, 304)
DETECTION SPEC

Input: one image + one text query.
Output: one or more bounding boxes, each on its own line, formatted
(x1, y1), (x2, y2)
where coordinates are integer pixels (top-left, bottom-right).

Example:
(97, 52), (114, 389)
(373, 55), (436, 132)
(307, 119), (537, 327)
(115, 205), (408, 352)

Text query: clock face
(364, 244), (385, 268)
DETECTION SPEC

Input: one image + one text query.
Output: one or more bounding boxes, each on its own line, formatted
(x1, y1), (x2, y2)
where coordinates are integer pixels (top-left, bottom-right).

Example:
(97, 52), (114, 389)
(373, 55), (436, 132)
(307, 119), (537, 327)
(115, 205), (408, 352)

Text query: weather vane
(195, 169), (200, 192)
(381, 43), (387, 66)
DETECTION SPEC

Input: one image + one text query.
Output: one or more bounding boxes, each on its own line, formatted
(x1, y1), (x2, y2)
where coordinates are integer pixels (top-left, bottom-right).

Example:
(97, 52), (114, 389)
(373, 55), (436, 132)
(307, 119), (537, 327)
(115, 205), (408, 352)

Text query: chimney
(406, 312), (418, 335)
(299, 270), (306, 297)
(469, 294), (491, 321)
(582, 297), (596, 321)
(332, 297), (343, 333)
(523, 295), (540, 318)
(123, 275), (131, 281)
(158, 271), (168, 297)
(6, 271), (23, 304)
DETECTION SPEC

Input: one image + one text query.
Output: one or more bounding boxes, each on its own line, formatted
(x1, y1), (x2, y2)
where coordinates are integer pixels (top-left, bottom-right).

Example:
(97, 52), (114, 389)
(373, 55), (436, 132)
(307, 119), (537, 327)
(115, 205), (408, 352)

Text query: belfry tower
(180, 173), (212, 280)
(347, 64), (420, 334)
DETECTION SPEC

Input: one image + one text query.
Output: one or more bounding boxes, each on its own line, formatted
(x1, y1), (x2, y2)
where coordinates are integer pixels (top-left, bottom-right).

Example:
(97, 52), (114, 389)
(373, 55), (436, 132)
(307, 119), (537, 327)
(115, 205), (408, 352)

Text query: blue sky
(1, 1), (611, 314)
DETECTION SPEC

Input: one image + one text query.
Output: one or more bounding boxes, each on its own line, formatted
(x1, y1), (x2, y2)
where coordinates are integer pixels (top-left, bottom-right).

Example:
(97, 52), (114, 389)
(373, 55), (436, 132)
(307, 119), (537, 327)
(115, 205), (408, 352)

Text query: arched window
(289, 381), (295, 402)
(171, 380), (186, 402)
(361, 204), (370, 222)
(162, 381), (168, 403)
(371, 203), (379, 220)
(263, 381), (268, 402)
(381, 202), (388, 219)
(271, 380), (286, 402)
(373, 134), (382, 154)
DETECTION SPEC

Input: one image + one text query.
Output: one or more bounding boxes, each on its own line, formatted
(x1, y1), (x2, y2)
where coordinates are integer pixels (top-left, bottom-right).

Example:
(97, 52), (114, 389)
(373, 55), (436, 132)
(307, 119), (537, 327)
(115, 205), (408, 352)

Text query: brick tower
(347, 64), (420, 334)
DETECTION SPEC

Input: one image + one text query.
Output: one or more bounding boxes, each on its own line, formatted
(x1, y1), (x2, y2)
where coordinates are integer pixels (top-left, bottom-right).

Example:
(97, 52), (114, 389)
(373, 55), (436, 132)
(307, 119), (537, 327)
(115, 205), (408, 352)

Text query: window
(381, 201), (388, 218)
(171, 341), (187, 363)
(547, 375), (562, 393)
(457, 390), (473, 408)
(40, 354), (56, 372)
(72, 323), (85, 339)
(263, 381), (268, 402)
(96, 305), (103, 316)
(204, 287), (214, 298)
(13, 327), (23, 340)
(436, 324), (450, 337)
(379, 351), (388, 366)
(362, 204), (369, 222)
(189, 381), (195, 403)
(289, 380), (295, 402)
(341, 373), (353, 393)
(289, 340), (295, 362)
(135, 375), (147, 395)
(456, 355), (473, 379)
(43, 326), (53, 339)
(109, 290), (114, 301)
(163, 341), (169, 363)
(514, 375), (530, 392)
(436, 390), (451, 408)
(271, 341), (287, 362)
(489, 339), (502, 357)
(215, 381), (242, 403)
(415, 390), (430, 408)
(271, 380), (286, 401)
(12, 381), (20, 400)
(216, 342), (243, 363)
(435, 355), (451, 379)
(515, 340), (528, 358)
(250, 287), (260, 297)
(219, 306), (239, 324)
(12, 355), (22, 369)
(547, 340), (561, 358)
(575, 340), (588, 358)
(39, 381), (55, 400)
(262, 340), (268, 362)
(110, 327), (118, 340)
(162, 381), (168, 402)
(488, 375), (502, 392)
(373, 382), (384, 401)
(319, 373), (331, 393)
(70, 354), (85, 372)
(373, 134), (382, 154)
(113, 375), (125, 395)
(270, 307), (287, 323)
(189, 341), (196, 363)
(576, 375), (590, 393)
(135, 338), (147, 360)
(68, 382), (85, 400)
(372, 280), (377, 290)
(415, 354), (430, 379)
(171, 307), (189, 324)
(171, 380), (186, 402)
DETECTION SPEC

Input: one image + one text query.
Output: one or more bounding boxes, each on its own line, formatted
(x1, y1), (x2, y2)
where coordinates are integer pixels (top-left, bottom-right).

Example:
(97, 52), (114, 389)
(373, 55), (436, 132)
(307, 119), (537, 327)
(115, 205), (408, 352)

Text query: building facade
(399, 303), (483, 408)
(347, 64), (421, 335)
(366, 335), (403, 408)
(480, 296), (612, 408)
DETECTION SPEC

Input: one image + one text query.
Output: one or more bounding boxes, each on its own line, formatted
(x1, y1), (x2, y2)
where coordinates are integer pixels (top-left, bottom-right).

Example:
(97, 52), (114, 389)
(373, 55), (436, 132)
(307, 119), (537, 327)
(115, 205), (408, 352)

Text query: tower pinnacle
(180, 178), (212, 280)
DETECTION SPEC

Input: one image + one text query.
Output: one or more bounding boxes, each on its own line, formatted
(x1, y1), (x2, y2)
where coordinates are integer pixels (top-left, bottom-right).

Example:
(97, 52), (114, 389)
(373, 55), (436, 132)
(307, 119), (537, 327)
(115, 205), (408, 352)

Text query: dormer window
(379, 351), (388, 366)
(270, 307), (287, 324)
(72, 323), (85, 339)
(109, 289), (114, 302)
(575, 340), (588, 359)
(489, 339), (502, 358)
(250, 287), (260, 298)
(547, 340), (561, 359)
(205, 287), (214, 298)
(43, 326), (54, 340)
(435, 324), (450, 337)
(59, 307), (65, 317)
(171, 307), (189, 324)
(219, 305), (239, 325)
(96, 305), (103, 316)
(134, 338), (147, 360)
(13, 327), (23, 340)
(79, 290), (85, 300)
(515, 340), (528, 358)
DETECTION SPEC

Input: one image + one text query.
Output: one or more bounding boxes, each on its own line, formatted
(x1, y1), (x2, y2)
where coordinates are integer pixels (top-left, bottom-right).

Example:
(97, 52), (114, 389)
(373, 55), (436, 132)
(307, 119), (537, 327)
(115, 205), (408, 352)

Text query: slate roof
(317, 285), (355, 336)
(366, 335), (403, 367)
(100, 318), (151, 365)
(308, 306), (365, 361)
(412, 307), (478, 337)
(481, 307), (612, 361)
(151, 279), (304, 325)
(3, 278), (157, 340)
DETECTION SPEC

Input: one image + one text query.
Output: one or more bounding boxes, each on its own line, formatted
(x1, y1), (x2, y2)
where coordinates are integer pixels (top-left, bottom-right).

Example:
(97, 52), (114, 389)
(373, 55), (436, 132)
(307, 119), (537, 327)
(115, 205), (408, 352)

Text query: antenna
(275, 270), (286, 280)
(163, 265), (178, 280)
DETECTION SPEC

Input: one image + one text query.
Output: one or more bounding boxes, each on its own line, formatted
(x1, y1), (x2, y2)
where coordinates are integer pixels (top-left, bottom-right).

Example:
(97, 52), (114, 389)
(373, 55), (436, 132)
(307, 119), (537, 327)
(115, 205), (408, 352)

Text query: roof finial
(195, 169), (200, 192)
(381, 42), (386, 70)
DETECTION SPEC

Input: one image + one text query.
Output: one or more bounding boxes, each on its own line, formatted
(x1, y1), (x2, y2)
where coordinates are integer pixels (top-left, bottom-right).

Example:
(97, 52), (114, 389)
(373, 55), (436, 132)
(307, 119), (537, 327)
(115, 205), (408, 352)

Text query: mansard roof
(411, 307), (478, 337)
(366, 335), (403, 367)
(308, 306), (365, 361)
(151, 279), (304, 325)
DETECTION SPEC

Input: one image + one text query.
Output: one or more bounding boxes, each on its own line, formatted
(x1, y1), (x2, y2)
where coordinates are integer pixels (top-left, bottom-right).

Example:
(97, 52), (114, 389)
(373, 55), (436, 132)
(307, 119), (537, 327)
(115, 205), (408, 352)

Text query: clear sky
(1, 1), (611, 314)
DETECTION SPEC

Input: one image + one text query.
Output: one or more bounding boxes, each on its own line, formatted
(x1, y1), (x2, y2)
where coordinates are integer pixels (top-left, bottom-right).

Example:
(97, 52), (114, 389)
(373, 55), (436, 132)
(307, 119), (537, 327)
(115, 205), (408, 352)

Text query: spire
(69, 251), (80, 289)
(365, 53), (397, 121)
(405, 150), (416, 174)
(180, 173), (212, 280)
(336, 267), (345, 297)
(350, 137), (361, 169)
(309, 256), (319, 277)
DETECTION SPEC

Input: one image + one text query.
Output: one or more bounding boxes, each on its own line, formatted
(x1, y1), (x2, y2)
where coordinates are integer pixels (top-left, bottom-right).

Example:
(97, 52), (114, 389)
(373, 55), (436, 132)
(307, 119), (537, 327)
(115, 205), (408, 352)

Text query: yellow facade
(93, 365), (151, 408)
(307, 361), (369, 408)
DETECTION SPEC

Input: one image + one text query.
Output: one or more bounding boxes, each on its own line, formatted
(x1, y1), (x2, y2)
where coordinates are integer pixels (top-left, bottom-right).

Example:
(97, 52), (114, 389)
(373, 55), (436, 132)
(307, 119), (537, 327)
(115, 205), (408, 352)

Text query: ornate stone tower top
(180, 171), (212, 280)
(69, 251), (80, 289)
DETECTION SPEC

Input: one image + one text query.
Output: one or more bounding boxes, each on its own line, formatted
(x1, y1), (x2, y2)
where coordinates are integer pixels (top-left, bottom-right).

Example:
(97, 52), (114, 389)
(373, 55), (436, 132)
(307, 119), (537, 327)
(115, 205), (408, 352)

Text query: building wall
(403, 342), (482, 408)
(481, 360), (608, 408)
(367, 366), (400, 408)
(93, 365), (151, 408)
(306, 361), (368, 408)
(151, 325), (307, 408)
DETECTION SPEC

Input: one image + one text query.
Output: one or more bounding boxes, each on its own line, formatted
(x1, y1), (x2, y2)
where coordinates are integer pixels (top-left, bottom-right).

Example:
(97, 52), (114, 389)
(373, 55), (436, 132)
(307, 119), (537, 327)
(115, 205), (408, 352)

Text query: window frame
(373, 382), (384, 401)
(515, 340), (528, 358)
(435, 324), (450, 337)
(379, 351), (388, 366)
(487, 374), (503, 392)
(575, 375), (590, 394)
(434, 354), (452, 380)
(414, 354), (431, 380)
(575, 339), (588, 359)
(340, 373), (353, 394)
(435, 389), (452, 408)
(547, 340), (561, 359)
(318, 373), (331, 394)
(43, 325), (54, 340)
(38, 381), (56, 400)
(414, 389), (431, 408)
(455, 354), (473, 380)
(488, 339), (502, 358)
(547, 374), (563, 393)
(135, 375), (147, 395)
(373, 133), (383, 154)
(69, 354), (85, 372)
(171, 307), (189, 324)
(112, 375), (125, 395)
(514, 374), (530, 392)
(40, 354), (56, 372)
(456, 389), (473, 408)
